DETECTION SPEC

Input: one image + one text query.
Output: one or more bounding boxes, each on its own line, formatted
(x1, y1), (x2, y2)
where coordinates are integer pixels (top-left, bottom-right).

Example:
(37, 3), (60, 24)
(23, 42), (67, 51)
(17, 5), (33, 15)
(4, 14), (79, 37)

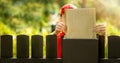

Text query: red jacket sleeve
(57, 32), (65, 58)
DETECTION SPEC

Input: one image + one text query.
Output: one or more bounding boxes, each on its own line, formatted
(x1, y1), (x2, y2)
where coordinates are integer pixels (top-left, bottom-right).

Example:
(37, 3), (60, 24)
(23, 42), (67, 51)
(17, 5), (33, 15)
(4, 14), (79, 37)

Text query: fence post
(17, 35), (29, 58)
(31, 35), (43, 58)
(108, 36), (120, 58)
(46, 35), (57, 58)
(98, 35), (105, 58)
(63, 39), (98, 63)
(1, 35), (13, 58)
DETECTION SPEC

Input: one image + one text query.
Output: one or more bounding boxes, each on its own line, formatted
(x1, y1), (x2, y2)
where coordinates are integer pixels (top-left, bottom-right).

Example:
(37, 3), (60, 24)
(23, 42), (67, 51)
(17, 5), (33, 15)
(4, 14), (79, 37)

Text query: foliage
(1, 0), (120, 36)
(0, 0), (69, 35)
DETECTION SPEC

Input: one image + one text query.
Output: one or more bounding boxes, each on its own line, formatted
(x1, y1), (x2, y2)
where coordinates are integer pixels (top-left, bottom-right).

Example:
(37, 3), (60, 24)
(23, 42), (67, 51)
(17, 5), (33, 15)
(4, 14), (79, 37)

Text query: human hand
(54, 22), (66, 35)
(94, 23), (106, 36)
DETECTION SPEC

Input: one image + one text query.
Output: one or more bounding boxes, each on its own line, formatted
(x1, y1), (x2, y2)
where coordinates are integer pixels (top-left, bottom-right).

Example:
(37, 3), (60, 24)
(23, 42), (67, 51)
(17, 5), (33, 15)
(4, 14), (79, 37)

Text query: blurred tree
(0, 0), (70, 35)
(1, 0), (120, 36)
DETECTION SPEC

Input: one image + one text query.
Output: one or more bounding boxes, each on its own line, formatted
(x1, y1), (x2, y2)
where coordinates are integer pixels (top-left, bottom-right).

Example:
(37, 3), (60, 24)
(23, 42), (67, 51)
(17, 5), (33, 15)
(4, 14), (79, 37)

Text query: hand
(94, 24), (106, 36)
(54, 22), (66, 35)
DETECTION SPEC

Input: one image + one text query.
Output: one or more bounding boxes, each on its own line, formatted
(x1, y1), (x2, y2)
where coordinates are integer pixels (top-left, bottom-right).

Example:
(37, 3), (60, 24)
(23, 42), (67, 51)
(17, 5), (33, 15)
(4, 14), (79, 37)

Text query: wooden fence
(0, 35), (120, 63)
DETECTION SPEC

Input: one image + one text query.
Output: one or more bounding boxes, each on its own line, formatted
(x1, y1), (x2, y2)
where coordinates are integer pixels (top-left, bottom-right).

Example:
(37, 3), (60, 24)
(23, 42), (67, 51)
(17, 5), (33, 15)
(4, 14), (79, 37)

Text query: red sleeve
(57, 32), (65, 58)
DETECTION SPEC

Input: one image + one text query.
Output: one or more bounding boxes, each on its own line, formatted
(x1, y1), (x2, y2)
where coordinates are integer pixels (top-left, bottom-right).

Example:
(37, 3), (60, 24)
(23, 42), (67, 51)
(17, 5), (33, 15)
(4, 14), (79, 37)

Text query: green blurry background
(0, 0), (120, 35)
(1, 0), (120, 58)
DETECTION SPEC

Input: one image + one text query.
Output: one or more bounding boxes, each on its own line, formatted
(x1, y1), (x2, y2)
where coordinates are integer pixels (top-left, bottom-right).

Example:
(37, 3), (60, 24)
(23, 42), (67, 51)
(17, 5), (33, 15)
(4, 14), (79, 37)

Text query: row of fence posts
(61, 35), (120, 63)
(100, 35), (120, 63)
(0, 35), (62, 63)
(1, 34), (120, 63)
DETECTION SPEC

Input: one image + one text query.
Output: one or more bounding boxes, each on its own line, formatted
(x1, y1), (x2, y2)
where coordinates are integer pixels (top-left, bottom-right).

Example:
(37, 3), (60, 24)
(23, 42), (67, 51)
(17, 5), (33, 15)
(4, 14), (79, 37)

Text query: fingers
(55, 22), (66, 33)
(94, 24), (106, 36)
(95, 25), (106, 32)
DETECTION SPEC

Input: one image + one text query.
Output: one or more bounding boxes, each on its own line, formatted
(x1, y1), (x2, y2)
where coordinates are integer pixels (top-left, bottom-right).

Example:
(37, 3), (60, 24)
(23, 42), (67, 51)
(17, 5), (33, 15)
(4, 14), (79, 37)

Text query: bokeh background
(0, 0), (120, 36)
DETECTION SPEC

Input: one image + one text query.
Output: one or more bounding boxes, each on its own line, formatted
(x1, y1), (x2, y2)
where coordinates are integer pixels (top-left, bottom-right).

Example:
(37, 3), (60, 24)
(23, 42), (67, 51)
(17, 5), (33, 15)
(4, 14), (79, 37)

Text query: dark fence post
(17, 35), (29, 58)
(98, 35), (105, 58)
(63, 39), (98, 63)
(108, 36), (120, 58)
(1, 35), (13, 58)
(31, 35), (43, 58)
(46, 35), (57, 58)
